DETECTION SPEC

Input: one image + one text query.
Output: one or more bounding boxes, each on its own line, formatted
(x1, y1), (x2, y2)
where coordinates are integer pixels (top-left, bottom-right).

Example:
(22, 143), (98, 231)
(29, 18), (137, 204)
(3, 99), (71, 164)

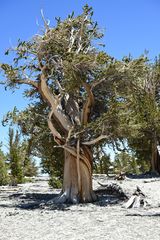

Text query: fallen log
(123, 186), (148, 208)
(96, 182), (128, 200)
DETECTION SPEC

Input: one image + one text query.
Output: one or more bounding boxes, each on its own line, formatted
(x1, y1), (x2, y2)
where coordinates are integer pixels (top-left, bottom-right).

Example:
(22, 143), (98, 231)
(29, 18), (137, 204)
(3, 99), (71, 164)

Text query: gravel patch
(0, 176), (160, 240)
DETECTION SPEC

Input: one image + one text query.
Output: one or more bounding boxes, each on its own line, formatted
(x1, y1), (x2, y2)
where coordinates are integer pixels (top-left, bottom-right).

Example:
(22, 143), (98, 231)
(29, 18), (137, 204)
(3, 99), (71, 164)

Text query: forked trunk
(56, 146), (97, 204)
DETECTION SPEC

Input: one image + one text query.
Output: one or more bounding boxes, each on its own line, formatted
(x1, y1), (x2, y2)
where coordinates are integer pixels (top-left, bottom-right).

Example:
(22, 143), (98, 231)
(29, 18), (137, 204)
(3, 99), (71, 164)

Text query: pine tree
(8, 128), (24, 185)
(0, 148), (9, 185)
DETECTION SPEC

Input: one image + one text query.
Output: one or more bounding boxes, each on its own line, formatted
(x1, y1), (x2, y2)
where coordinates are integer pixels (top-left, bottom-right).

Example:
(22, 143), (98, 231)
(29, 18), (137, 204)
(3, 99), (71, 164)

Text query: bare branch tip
(40, 9), (50, 30)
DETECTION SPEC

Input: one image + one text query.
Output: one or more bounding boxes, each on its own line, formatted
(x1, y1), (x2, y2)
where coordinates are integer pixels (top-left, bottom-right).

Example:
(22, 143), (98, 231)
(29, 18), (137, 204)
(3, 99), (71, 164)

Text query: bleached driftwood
(124, 186), (148, 208)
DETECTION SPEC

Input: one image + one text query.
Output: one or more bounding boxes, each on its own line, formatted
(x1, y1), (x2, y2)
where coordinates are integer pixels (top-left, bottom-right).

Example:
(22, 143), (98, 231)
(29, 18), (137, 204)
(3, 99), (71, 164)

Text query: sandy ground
(0, 176), (160, 240)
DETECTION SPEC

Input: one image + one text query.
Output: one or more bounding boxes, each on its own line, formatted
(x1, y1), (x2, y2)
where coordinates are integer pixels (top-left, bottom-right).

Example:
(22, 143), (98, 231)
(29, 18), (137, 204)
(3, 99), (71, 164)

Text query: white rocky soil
(0, 175), (160, 240)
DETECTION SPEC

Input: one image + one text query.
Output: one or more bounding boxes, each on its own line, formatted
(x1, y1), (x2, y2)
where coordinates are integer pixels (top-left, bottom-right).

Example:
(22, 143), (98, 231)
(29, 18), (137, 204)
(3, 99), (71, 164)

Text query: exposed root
(48, 190), (97, 204)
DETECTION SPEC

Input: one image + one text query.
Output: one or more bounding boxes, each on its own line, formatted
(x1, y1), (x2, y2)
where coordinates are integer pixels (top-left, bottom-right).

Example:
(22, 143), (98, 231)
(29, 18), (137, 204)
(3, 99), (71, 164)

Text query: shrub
(49, 176), (62, 189)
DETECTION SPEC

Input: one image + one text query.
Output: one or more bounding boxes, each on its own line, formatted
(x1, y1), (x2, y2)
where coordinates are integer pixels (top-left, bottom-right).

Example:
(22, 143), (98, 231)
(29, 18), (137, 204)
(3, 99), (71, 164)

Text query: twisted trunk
(6, 51), (103, 204)
(38, 72), (97, 203)
(56, 146), (97, 203)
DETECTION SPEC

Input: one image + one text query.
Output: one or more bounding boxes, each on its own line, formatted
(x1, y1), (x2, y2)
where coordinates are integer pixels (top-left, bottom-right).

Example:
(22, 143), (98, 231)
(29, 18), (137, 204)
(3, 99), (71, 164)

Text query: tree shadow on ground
(0, 182), (129, 210)
(126, 171), (160, 179)
(10, 192), (60, 210)
(93, 195), (124, 207)
(0, 190), (127, 211)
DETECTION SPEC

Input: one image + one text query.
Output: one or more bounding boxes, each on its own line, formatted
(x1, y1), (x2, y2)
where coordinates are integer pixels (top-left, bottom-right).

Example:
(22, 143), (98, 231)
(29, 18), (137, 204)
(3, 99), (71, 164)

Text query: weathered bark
(82, 83), (94, 124)
(151, 142), (160, 174)
(39, 73), (72, 133)
(36, 72), (98, 204)
(55, 146), (97, 204)
(124, 187), (147, 209)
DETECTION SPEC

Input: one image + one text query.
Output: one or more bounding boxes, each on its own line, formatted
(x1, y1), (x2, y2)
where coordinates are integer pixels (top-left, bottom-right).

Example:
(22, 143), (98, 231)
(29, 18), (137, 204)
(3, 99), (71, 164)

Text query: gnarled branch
(14, 79), (39, 88)
(82, 134), (108, 146)
(47, 109), (63, 145)
(40, 73), (72, 132)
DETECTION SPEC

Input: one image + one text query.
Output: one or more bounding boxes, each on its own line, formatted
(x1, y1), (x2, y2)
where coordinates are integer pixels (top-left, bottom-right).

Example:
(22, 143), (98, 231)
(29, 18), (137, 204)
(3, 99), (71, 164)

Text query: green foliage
(0, 149), (9, 185)
(0, 5), (125, 145)
(8, 128), (24, 184)
(1, 5), (160, 179)
(114, 152), (141, 175)
(0, 5), (104, 93)
(7, 128), (38, 185)
(119, 56), (160, 171)
(94, 154), (112, 174)
(48, 176), (62, 189)
(4, 104), (63, 180)
(93, 146), (112, 174)
(23, 157), (38, 177)
(127, 137), (151, 171)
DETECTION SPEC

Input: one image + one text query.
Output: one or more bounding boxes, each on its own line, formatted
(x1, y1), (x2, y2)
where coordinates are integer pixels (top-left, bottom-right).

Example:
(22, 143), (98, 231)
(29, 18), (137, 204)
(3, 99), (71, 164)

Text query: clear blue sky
(0, 0), (160, 152)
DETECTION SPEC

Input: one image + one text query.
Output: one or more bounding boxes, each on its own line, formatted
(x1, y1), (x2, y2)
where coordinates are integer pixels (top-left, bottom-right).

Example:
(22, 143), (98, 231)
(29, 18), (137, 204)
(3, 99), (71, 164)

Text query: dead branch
(82, 135), (108, 146)
(143, 179), (160, 183)
(66, 126), (74, 143)
(13, 79), (38, 89)
(40, 9), (50, 32)
(76, 14), (88, 54)
(96, 182), (128, 200)
(123, 186), (148, 209)
(68, 27), (79, 53)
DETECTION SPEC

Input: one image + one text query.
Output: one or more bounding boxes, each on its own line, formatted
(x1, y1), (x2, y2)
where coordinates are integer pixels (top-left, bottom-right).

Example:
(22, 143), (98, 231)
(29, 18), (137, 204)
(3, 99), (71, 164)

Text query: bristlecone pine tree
(119, 55), (160, 174)
(0, 6), (135, 203)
